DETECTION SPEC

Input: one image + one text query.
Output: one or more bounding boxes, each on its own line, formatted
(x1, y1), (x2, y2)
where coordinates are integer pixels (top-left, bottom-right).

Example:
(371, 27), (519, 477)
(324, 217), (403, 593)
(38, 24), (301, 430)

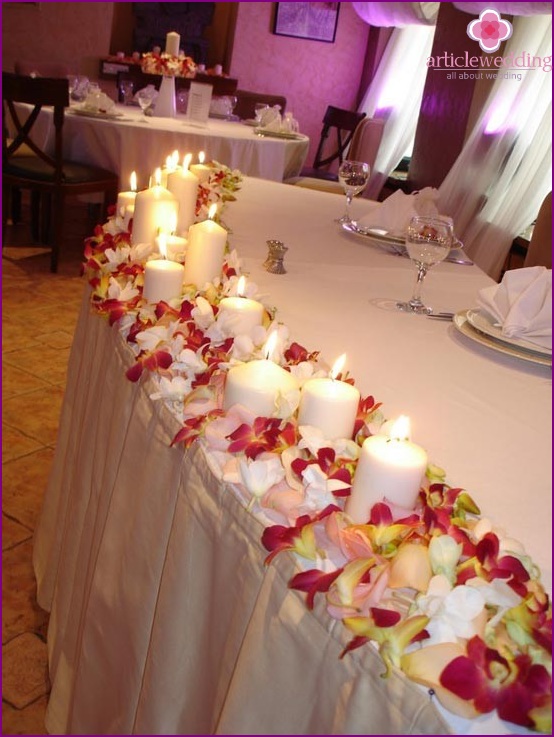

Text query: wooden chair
(233, 90), (287, 121)
(286, 117), (384, 196)
(298, 105), (366, 182)
(2, 72), (119, 272)
(14, 60), (70, 78)
(524, 191), (552, 269)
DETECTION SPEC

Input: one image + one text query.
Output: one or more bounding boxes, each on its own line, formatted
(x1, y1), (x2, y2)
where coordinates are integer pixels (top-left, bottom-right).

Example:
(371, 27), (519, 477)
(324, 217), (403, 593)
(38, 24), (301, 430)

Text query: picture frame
(273, 2), (340, 44)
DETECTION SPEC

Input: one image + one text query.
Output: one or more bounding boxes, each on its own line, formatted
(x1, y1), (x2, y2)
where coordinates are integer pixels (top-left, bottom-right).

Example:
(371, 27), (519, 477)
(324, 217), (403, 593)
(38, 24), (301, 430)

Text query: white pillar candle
(182, 204), (227, 288)
(218, 276), (264, 336)
(345, 416), (428, 523)
(116, 171), (137, 218)
(122, 204), (134, 231)
(155, 233), (187, 261)
(190, 151), (211, 184)
(143, 259), (185, 303)
(131, 169), (179, 246)
(298, 355), (360, 440)
(161, 151), (180, 188)
(167, 154), (199, 236)
(224, 334), (299, 417)
(165, 31), (180, 57)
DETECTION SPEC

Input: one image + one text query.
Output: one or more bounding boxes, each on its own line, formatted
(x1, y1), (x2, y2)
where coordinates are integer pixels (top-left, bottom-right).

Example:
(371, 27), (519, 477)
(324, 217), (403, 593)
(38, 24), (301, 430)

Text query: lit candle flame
(154, 167), (162, 186)
(208, 203), (217, 220)
(158, 233), (168, 259)
(330, 353), (346, 381)
(172, 149), (179, 168)
(130, 171), (137, 192)
(236, 275), (246, 297)
(390, 415), (411, 442)
(264, 331), (278, 361)
(198, 150), (205, 164)
(165, 154), (173, 170)
(183, 152), (192, 171)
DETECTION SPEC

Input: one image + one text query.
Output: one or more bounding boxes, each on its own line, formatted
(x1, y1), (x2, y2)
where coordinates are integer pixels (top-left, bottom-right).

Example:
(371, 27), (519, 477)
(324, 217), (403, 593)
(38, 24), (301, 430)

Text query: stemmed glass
(396, 215), (454, 315)
(337, 160), (370, 224)
(137, 89), (153, 120)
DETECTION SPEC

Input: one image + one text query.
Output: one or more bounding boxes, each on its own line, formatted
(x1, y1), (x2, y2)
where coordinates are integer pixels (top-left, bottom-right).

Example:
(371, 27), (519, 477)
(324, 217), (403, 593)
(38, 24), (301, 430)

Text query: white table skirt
(34, 178), (551, 735)
(16, 103), (310, 184)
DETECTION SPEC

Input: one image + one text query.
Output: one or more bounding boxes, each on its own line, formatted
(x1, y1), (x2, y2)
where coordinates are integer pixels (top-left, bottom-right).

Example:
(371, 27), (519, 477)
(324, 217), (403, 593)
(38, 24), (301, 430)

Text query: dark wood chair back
(301, 105), (366, 181)
(234, 90), (287, 121)
(2, 71), (119, 272)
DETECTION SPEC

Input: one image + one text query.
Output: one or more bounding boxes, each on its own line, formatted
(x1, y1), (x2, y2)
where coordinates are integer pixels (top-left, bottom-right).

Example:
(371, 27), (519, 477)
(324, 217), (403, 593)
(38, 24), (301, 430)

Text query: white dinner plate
(454, 311), (552, 366)
(70, 107), (124, 120)
(253, 128), (303, 140)
(466, 308), (552, 356)
(341, 221), (473, 265)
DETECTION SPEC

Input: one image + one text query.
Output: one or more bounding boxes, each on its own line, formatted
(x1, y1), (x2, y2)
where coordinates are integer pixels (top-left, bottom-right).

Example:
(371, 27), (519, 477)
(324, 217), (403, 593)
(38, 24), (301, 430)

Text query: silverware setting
(427, 312), (455, 320)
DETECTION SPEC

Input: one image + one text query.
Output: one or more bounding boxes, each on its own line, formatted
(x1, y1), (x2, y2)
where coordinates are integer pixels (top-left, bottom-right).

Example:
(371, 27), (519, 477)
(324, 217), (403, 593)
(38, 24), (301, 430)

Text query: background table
(16, 103), (310, 184)
(34, 179), (551, 735)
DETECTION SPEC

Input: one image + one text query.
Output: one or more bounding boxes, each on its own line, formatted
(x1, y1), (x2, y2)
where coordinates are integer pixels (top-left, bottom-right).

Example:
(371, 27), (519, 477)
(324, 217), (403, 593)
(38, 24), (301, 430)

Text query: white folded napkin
(358, 187), (440, 236)
(477, 266), (552, 349)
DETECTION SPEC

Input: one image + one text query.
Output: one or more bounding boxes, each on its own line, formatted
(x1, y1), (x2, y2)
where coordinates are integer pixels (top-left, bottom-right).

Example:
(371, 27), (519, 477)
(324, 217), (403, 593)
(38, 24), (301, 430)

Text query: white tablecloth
(17, 103), (310, 183)
(34, 178), (551, 735)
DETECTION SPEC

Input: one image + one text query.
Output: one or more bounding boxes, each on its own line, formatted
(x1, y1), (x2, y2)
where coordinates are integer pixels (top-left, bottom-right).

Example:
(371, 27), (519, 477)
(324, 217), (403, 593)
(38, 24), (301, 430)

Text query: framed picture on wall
(273, 2), (340, 43)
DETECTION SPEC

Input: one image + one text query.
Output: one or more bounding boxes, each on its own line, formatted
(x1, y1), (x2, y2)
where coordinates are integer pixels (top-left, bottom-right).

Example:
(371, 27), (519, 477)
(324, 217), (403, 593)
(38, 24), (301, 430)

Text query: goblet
(137, 89), (153, 119)
(337, 160), (370, 224)
(396, 215), (454, 315)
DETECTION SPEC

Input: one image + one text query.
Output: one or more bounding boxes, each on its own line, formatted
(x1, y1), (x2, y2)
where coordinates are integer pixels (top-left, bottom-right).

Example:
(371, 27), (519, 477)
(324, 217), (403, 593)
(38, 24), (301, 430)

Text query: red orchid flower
(291, 447), (353, 498)
(125, 349), (173, 383)
(283, 342), (319, 365)
(171, 409), (225, 449)
(288, 567), (343, 610)
(440, 636), (552, 731)
(349, 502), (421, 556)
(459, 532), (531, 596)
(352, 394), (382, 439)
(262, 504), (340, 564)
(227, 417), (298, 459)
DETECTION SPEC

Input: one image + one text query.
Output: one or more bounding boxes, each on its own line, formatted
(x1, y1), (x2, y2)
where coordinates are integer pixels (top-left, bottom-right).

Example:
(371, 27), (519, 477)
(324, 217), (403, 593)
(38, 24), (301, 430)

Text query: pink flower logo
(467, 9), (512, 53)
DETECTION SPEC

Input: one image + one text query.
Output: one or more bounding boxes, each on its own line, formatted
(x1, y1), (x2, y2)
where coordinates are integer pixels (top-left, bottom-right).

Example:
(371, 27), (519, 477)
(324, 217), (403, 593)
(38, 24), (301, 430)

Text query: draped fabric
(357, 25), (436, 199)
(352, 2), (439, 27)
(438, 15), (552, 280)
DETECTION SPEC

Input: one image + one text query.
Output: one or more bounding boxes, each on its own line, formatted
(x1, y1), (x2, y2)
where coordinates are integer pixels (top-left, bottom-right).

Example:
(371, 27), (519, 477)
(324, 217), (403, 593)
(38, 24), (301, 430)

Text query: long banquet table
(34, 178), (551, 735)
(16, 103), (310, 184)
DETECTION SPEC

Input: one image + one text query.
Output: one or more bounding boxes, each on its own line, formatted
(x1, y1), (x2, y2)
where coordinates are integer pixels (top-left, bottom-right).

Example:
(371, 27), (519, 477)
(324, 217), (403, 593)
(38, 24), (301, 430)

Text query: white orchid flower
(301, 463), (349, 502)
(130, 242), (155, 262)
(149, 376), (192, 402)
(102, 218), (124, 237)
(107, 276), (139, 302)
(192, 296), (216, 330)
(172, 347), (206, 375)
(274, 388), (301, 420)
(298, 425), (360, 460)
(229, 334), (256, 361)
(428, 535), (463, 584)
(135, 321), (179, 353)
(105, 246), (131, 265)
(238, 456), (286, 499)
(288, 361), (318, 382)
(465, 577), (522, 628)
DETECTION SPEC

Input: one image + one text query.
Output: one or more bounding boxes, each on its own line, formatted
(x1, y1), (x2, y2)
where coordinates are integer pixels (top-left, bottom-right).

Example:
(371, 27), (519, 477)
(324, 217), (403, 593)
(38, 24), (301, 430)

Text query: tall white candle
(182, 204), (227, 288)
(224, 334), (299, 417)
(116, 171), (137, 219)
(143, 235), (185, 303)
(218, 276), (264, 336)
(122, 204), (135, 231)
(345, 416), (428, 523)
(190, 151), (211, 184)
(161, 150), (180, 188)
(165, 31), (180, 57)
(167, 153), (199, 236)
(131, 168), (179, 246)
(298, 354), (360, 440)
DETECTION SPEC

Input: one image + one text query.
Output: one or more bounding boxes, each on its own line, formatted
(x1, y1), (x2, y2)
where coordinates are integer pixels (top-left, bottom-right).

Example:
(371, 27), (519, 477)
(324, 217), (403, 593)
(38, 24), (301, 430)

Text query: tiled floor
(2, 197), (97, 734)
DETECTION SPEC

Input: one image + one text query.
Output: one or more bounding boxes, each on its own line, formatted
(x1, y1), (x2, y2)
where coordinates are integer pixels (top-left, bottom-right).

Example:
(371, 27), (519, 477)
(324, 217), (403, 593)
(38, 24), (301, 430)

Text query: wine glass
(337, 160), (370, 224)
(137, 89), (153, 119)
(396, 215), (454, 315)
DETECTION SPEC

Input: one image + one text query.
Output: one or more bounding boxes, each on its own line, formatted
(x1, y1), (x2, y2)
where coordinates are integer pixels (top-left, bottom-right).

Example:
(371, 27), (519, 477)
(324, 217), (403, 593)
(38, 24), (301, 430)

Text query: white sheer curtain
(438, 15), (552, 279)
(356, 25), (436, 200)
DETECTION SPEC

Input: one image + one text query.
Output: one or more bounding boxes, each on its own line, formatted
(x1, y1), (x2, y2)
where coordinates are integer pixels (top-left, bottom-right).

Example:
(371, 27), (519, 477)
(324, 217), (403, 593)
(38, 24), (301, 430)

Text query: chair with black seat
(233, 90), (287, 121)
(2, 71), (119, 272)
(298, 105), (366, 182)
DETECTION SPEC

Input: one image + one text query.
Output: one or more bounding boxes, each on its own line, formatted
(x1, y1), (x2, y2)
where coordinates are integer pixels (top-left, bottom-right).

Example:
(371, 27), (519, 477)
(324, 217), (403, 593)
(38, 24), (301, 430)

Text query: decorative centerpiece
(141, 31), (196, 118)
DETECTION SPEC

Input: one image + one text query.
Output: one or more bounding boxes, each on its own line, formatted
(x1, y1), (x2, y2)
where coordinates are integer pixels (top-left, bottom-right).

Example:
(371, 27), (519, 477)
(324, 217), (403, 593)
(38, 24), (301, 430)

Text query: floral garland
(141, 51), (196, 78)
(81, 171), (552, 734)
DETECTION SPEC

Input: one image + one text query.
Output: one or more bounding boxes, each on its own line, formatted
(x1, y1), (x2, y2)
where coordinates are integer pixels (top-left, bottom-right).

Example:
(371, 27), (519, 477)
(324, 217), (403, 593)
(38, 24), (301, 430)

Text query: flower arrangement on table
(141, 51), (196, 78)
(82, 171), (552, 734)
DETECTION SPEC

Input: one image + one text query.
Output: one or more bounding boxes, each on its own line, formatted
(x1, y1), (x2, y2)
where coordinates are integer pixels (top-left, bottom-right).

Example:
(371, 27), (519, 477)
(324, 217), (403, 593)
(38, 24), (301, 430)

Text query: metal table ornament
(264, 239), (288, 274)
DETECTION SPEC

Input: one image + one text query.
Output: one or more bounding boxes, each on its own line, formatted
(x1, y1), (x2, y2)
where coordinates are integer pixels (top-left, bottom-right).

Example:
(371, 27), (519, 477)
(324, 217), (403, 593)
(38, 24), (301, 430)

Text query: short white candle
(298, 354), (360, 440)
(167, 153), (199, 236)
(161, 150), (180, 188)
(155, 232), (187, 261)
(190, 151), (211, 184)
(218, 276), (264, 336)
(183, 203), (227, 288)
(116, 171), (137, 218)
(224, 334), (299, 417)
(345, 416), (428, 523)
(143, 235), (185, 303)
(165, 31), (180, 57)
(131, 168), (179, 246)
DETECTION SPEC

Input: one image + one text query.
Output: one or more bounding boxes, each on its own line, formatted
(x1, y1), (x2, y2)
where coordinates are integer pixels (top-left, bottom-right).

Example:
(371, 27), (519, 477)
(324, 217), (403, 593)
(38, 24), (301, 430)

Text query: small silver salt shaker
(264, 239), (288, 274)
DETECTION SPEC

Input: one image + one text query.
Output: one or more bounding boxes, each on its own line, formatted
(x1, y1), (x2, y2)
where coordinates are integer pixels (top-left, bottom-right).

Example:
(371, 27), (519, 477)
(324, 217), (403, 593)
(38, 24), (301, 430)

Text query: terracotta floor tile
(2, 361), (50, 400)
(34, 329), (75, 351)
(2, 633), (50, 709)
(1, 695), (48, 735)
(2, 514), (33, 551)
(3, 387), (64, 445)
(3, 448), (54, 531)
(2, 540), (49, 644)
(1, 319), (41, 354)
(2, 423), (45, 463)
(8, 302), (79, 335)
